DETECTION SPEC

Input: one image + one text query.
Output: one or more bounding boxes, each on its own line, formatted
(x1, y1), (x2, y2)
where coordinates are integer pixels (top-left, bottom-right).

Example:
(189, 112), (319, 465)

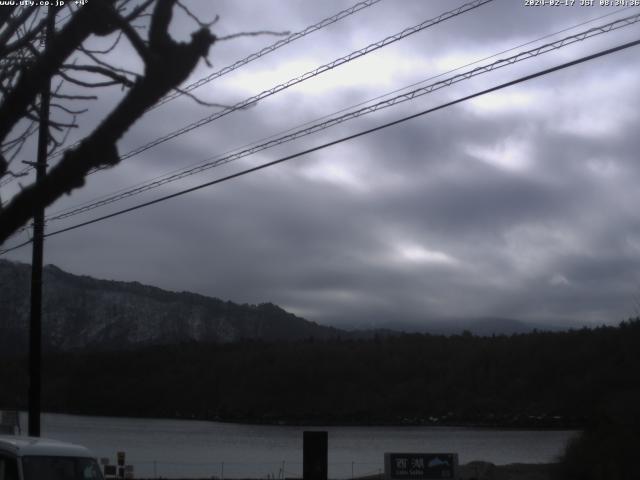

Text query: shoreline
(11, 408), (584, 431)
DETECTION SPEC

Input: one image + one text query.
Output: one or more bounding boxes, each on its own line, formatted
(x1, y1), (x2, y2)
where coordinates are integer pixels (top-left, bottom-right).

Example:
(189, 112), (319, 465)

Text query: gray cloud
(5, 0), (640, 330)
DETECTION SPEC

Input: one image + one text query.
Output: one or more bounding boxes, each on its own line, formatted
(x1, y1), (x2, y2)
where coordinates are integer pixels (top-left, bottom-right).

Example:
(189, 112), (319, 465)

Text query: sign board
(104, 465), (116, 476)
(384, 453), (458, 480)
(117, 452), (125, 466)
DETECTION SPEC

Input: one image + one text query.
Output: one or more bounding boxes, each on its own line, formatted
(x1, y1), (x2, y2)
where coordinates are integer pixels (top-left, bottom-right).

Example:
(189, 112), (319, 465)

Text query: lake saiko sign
(384, 453), (458, 479)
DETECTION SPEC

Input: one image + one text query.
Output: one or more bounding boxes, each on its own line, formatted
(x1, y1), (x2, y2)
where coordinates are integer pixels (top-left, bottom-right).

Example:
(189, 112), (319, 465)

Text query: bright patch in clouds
(556, 107), (628, 139)
(466, 137), (532, 172)
(299, 146), (369, 192)
(396, 244), (458, 266)
(226, 59), (318, 95)
(432, 51), (485, 74)
(10, 0), (640, 329)
(586, 156), (621, 179)
(552, 70), (636, 138)
(227, 52), (430, 97)
(550, 273), (570, 286)
(504, 224), (586, 276)
(468, 90), (537, 115)
(300, 161), (367, 192)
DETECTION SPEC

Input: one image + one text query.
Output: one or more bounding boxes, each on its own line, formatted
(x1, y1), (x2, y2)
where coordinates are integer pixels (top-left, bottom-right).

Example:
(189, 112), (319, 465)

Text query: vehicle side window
(81, 462), (102, 480)
(22, 456), (104, 480)
(0, 455), (19, 480)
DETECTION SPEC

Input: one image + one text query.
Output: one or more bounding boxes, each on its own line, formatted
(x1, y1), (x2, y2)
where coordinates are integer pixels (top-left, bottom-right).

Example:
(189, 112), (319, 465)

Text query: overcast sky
(3, 0), (640, 329)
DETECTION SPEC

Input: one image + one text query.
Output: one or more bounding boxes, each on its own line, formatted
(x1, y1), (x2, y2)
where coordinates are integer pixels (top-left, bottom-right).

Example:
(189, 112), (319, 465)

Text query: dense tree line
(1, 320), (640, 428)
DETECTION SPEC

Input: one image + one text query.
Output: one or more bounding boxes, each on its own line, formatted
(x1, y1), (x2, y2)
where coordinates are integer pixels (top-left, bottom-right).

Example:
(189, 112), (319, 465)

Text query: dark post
(303, 431), (328, 480)
(28, 6), (54, 438)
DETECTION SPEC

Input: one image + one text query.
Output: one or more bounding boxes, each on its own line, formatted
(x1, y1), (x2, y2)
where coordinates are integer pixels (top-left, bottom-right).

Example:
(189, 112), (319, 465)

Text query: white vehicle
(0, 436), (103, 480)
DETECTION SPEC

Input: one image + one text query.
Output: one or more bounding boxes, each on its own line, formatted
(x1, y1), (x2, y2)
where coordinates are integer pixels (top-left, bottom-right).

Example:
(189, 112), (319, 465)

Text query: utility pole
(28, 6), (55, 438)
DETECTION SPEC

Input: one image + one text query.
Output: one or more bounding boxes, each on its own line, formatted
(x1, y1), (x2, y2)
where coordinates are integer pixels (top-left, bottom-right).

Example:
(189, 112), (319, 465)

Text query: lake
(19, 412), (577, 478)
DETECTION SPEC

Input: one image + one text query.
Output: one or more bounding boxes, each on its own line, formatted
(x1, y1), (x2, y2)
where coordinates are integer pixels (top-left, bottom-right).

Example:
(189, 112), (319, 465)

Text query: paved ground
(134, 462), (559, 480)
(458, 461), (557, 480)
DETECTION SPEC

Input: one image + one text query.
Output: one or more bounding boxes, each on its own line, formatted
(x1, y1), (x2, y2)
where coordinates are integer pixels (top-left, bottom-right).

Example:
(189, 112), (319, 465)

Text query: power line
(88, 0), (494, 170)
(151, 0), (384, 110)
(0, 168), (30, 187)
(2, 36), (638, 256)
(1, 0), (491, 239)
(41, 5), (633, 222)
(1, 0), (385, 187)
(3, 5), (636, 243)
(40, 11), (640, 225)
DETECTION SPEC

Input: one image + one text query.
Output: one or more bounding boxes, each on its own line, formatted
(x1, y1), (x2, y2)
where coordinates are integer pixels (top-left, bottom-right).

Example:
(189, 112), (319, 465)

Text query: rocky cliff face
(0, 260), (341, 352)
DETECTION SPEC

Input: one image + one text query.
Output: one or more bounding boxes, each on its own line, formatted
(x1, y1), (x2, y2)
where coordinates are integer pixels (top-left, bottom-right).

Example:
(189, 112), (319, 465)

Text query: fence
(0, 410), (21, 435)
(109, 460), (384, 479)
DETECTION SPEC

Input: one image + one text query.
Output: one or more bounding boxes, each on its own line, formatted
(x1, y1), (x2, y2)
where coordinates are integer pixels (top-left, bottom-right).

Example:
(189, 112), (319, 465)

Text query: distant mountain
(0, 260), (342, 353)
(461, 317), (565, 336)
(345, 317), (564, 337)
(0, 260), (567, 354)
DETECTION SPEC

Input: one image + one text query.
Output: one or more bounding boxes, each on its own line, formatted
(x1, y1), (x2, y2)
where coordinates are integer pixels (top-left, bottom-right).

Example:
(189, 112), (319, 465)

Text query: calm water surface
(19, 412), (577, 478)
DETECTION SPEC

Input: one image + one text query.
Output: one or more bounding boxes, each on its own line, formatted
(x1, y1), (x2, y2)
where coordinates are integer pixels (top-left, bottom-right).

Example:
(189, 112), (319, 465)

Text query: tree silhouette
(0, 0), (216, 244)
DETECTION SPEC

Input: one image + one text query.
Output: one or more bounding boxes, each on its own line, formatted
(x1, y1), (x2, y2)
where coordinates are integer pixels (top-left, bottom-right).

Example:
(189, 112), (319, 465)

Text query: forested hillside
(0, 260), (341, 352)
(2, 320), (639, 427)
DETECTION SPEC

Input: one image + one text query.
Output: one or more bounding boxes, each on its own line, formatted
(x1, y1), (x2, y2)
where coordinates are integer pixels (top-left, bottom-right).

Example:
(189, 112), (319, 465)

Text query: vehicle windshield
(21, 456), (103, 480)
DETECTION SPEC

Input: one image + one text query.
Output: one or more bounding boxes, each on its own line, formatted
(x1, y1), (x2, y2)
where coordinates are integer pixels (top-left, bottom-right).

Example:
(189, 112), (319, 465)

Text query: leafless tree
(0, 0), (217, 244)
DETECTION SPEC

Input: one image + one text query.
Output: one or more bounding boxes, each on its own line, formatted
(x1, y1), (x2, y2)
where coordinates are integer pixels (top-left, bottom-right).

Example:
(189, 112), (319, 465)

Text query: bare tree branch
(0, 6), (17, 28)
(48, 115), (77, 153)
(176, 1), (218, 29)
(61, 63), (135, 87)
(0, 0), (216, 243)
(56, 70), (123, 88)
(161, 91), (255, 112)
(0, 1), (118, 143)
(0, 7), (40, 55)
(149, 0), (174, 47)
(2, 166), (30, 179)
(80, 30), (123, 55)
(51, 93), (99, 100)
(97, 2), (151, 62)
(78, 45), (139, 78)
(1, 13), (48, 57)
(47, 118), (78, 132)
(123, 0), (155, 22)
(50, 103), (89, 115)
(217, 30), (290, 41)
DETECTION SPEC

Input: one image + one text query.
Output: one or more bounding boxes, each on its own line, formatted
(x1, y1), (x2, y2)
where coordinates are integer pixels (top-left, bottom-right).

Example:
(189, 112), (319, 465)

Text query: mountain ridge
(0, 259), (567, 353)
(0, 259), (342, 352)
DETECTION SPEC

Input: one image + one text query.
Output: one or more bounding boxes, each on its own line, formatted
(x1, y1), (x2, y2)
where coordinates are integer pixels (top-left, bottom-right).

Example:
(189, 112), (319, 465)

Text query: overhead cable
(40, 6), (635, 220)
(2, 36), (639, 256)
(91, 0), (494, 167)
(3, 0), (386, 186)
(43, 0), (492, 169)
(42, 11), (640, 224)
(151, 0), (385, 110)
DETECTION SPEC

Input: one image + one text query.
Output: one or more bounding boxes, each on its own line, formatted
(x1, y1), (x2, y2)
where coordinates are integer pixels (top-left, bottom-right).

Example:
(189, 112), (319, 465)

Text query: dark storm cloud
(5, 0), (640, 329)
